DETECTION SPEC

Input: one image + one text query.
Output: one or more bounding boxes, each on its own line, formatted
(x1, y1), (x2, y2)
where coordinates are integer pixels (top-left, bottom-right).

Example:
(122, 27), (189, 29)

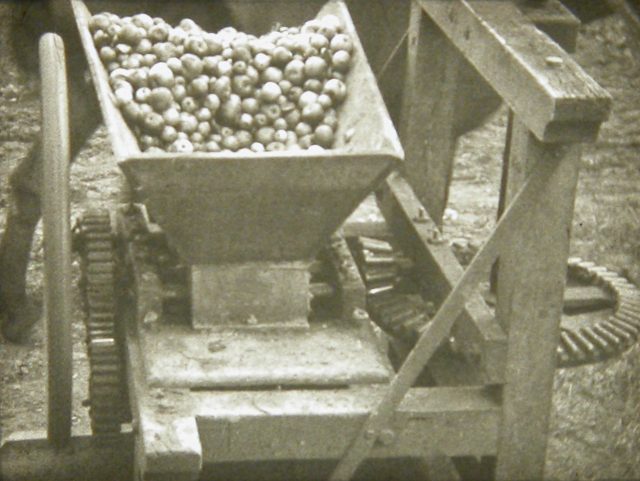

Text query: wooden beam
(190, 386), (500, 463)
(125, 320), (202, 481)
(399, 0), (461, 226)
(0, 431), (133, 481)
(379, 174), (507, 384)
(330, 158), (561, 481)
(494, 117), (581, 480)
(421, 0), (611, 142)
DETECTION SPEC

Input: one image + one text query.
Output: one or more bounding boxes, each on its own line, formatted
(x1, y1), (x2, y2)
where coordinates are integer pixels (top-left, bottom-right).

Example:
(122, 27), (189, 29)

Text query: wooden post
(399, 0), (461, 227)
(494, 116), (582, 480)
(40, 33), (73, 450)
(398, 3), (611, 479)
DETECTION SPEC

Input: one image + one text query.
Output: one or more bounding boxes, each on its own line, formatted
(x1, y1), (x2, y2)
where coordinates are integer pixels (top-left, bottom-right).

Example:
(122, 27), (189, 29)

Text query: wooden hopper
(75, 0), (403, 266)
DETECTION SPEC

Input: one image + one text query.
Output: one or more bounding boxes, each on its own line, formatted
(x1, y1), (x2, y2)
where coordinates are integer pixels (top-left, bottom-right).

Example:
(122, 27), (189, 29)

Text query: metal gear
(352, 236), (430, 341)
(352, 236), (640, 368)
(77, 208), (129, 438)
(557, 257), (640, 367)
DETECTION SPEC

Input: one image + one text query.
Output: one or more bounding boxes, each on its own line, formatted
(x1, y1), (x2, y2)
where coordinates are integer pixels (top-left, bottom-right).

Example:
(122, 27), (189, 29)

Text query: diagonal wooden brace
(329, 157), (560, 481)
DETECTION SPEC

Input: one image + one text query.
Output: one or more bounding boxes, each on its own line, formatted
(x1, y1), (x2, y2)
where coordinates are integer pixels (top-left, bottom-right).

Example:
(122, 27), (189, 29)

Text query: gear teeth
(353, 235), (427, 339)
(79, 209), (129, 438)
(593, 323), (628, 347)
(581, 326), (615, 355)
(358, 236), (394, 254)
(609, 318), (639, 337)
(367, 283), (395, 297)
(560, 330), (588, 363)
(356, 235), (640, 368)
(557, 260), (640, 368)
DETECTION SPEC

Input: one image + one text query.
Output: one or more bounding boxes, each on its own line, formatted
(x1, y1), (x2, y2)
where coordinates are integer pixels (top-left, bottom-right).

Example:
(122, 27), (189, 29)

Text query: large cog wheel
(352, 236), (640, 368)
(78, 208), (129, 438)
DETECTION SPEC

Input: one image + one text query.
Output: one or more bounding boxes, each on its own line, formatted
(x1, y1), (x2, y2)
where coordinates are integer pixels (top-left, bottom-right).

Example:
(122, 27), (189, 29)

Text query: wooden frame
(0, 2), (612, 481)
(330, 1), (611, 480)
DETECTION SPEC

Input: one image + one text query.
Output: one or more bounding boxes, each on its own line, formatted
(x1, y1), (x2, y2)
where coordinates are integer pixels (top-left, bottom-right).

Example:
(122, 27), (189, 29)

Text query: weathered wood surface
(421, 0), (612, 143)
(138, 385), (500, 463)
(138, 321), (392, 388)
(399, 1), (461, 227)
(0, 430), (133, 481)
(379, 174), (507, 384)
(191, 262), (310, 328)
(40, 32), (73, 450)
(331, 155), (564, 481)
(125, 320), (203, 481)
(495, 117), (582, 480)
(397, 0), (583, 225)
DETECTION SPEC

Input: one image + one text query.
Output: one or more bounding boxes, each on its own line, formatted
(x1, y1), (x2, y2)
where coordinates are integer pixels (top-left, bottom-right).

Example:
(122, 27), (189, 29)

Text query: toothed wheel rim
(557, 258), (640, 367)
(352, 236), (429, 341)
(78, 208), (129, 438)
(353, 236), (640, 368)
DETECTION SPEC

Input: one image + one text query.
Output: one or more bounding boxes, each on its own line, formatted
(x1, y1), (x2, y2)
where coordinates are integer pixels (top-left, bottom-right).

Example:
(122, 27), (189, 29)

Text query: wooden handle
(40, 32), (73, 449)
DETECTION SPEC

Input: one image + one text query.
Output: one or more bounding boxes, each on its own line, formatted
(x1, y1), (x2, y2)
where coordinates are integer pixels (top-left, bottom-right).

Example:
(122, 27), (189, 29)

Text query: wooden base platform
(138, 319), (393, 388)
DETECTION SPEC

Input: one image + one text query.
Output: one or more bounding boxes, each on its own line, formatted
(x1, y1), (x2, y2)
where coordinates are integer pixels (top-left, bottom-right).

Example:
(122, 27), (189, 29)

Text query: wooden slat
(399, 1), (461, 226)
(379, 174), (507, 384)
(421, 0), (611, 142)
(494, 116), (581, 480)
(191, 261), (310, 328)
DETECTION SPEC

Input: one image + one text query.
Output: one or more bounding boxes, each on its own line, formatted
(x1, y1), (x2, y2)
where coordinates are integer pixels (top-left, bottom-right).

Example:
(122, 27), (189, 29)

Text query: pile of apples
(89, 11), (354, 153)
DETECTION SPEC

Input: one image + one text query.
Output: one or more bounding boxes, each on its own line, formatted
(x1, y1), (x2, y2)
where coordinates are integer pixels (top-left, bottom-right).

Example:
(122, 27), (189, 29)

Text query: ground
(1, 6), (640, 481)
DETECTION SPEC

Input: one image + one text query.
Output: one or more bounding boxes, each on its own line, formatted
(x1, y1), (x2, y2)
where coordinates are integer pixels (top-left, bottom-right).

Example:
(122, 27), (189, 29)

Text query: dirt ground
(1, 6), (640, 481)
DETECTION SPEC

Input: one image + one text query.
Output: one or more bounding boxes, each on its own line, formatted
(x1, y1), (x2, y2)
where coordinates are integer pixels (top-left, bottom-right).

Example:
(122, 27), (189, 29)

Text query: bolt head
(545, 55), (563, 67)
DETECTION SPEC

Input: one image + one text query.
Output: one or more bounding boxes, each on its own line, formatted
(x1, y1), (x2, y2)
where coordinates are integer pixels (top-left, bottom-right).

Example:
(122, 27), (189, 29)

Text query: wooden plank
(391, 0), (578, 228)
(191, 262), (310, 328)
(494, 118), (581, 480)
(0, 430), (133, 481)
(71, 0), (140, 160)
(183, 386), (500, 463)
(399, 0), (461, 226)
(40, 32), (73, 450)
(139, 320), (392, 388)
(421, 0), (611, 142)
(125, 315), (203, 481)
(330, 158), (560, 481)
(379, 174), (507, 384)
